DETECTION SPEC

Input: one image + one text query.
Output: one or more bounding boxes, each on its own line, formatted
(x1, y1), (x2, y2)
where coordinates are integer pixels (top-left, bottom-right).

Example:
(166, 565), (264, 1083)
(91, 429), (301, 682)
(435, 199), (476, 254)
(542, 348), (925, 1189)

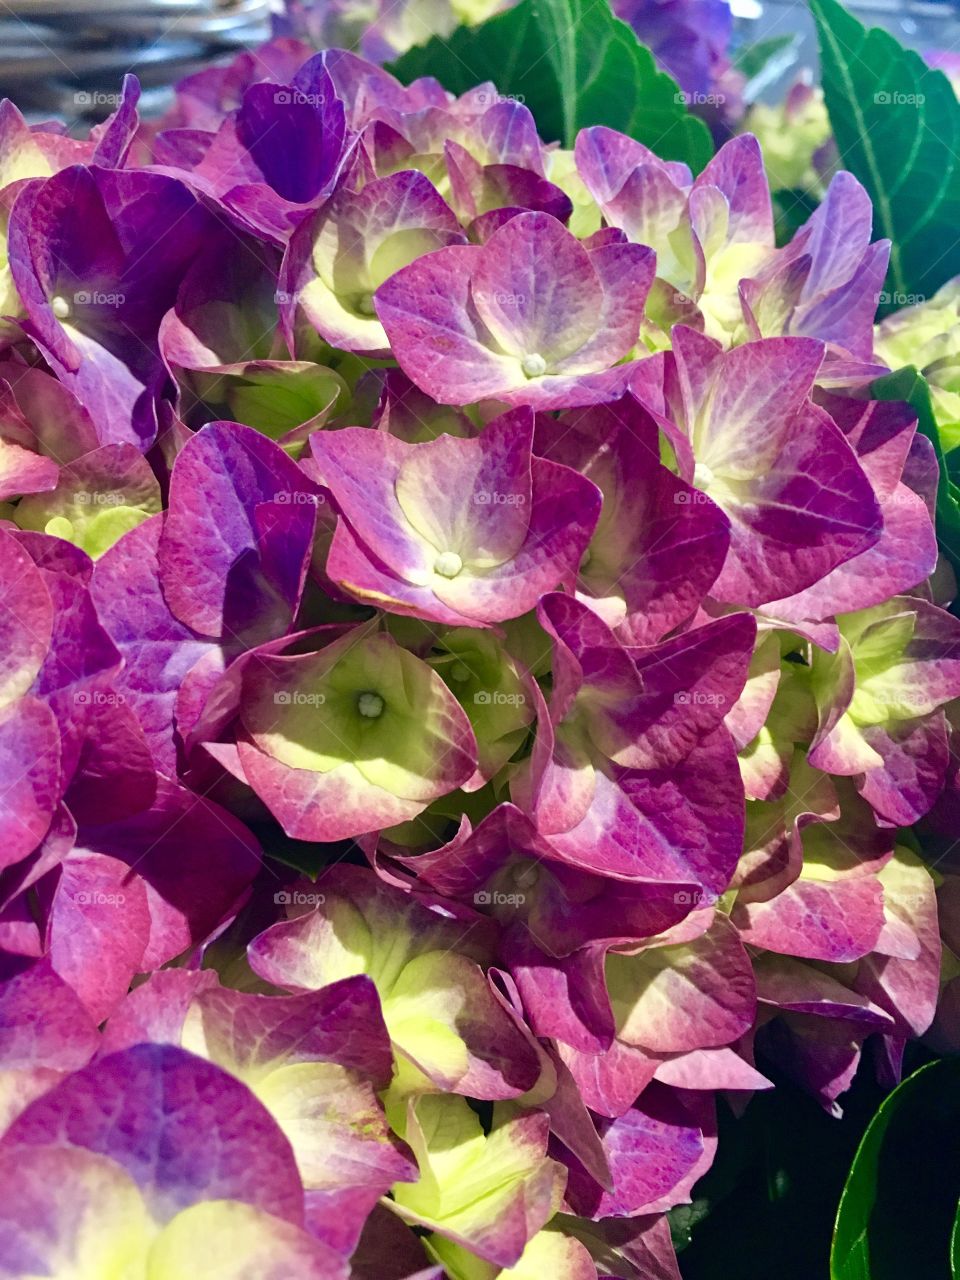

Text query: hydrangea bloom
(0, 29), (956, 1280)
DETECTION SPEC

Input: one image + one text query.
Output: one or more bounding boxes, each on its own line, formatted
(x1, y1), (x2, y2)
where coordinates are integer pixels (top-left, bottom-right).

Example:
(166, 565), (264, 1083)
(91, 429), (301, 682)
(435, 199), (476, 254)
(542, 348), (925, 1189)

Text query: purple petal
(159, 421), (323, 640)
(2, 1043), (307, 1224)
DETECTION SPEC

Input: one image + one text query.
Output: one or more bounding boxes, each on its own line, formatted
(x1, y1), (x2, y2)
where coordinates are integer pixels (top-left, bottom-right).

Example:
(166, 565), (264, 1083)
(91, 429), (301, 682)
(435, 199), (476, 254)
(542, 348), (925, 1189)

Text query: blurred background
(0, 1), (273, 121)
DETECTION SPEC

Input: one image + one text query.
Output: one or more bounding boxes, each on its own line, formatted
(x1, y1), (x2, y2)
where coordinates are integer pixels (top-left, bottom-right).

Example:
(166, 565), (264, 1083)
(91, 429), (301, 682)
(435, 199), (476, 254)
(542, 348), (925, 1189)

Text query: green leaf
(871, 366), (960, 572)
(733, 34), (797, 83)
(772, 187), (821, 247)
(388, 0), (712, 169)
(831, 1059), (960, 1280)
(809, 0), (960, 310)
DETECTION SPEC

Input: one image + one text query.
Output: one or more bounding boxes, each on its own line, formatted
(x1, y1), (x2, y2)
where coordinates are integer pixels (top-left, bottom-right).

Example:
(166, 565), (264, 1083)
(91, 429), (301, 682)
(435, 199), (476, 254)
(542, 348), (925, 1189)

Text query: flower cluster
(0, 34), (958, 1280)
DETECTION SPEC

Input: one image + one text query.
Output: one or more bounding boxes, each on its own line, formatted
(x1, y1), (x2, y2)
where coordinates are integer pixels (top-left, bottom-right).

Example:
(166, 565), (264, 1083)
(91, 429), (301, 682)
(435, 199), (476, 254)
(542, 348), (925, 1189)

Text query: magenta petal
(536, 397), (729, 642)
(0, 528), (54, 705)
(396, 802), (688, 956)
(692, 134), (772, 247)
(857, 714), (952, 825)
(560, 1037), (658, 1118)
(762, 398), (937, 619)
(470, 212), (604, 358)
(0, 958), (99, 1071)
(46, 850), (151, 1022)
(377, 212), (652, 405)
(733, 875), (885, 962)
(63, 695), (157, 826)
(314, 411), (599, 625)
(101, 967), (219, 1052)
(574, 126), (691, 203)
(0, 420), (58, 503)
(76, 777), (260, 970)
(159, 421), (324, 640)
(375, 244), (519, 403)
(283, 168), (465, 354)
(2, 1043), (307, 1224)
(9, 166), (214, 448)
(92, 516), (218, 775)
(0, 697), (60, 873)
(538, 732), (745, 899)
(187, 976), (395, 1088)
(662, 332), (883, 604)
(563, 1085), (710, 1218)
(506, 933), (614, 1054)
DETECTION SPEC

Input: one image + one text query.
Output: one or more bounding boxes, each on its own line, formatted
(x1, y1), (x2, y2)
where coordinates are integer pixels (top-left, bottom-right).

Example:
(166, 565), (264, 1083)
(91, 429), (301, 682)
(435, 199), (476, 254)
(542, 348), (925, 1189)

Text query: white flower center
(357, 692), (384, 719)
(693, 461), (715, 489)
(51, 295), (70, 320)
(434, 551), (463, 578)
(521, 353), (547, 378)
(512, 861), (540, 889)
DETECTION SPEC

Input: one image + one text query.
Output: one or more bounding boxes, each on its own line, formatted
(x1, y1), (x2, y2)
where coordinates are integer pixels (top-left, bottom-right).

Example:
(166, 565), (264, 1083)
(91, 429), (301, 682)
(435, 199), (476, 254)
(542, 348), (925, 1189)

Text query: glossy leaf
(831, 1059), (960, 1280)
(811, 0), (960, 307)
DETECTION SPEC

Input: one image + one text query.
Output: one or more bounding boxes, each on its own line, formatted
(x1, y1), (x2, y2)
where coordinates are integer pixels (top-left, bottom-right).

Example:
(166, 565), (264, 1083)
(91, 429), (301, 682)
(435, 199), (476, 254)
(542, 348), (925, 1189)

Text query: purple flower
(376, 212), (654, 407)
